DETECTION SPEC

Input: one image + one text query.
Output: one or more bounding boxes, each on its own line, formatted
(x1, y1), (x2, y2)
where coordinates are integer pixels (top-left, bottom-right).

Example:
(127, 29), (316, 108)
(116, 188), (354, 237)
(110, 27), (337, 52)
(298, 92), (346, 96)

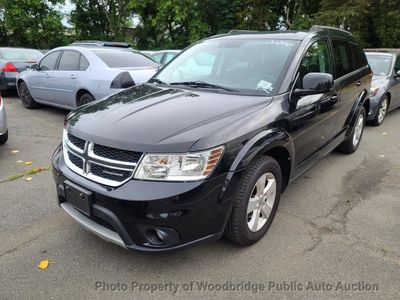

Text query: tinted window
(79, 55), (89, 70)
(350, 44), (368, 69)
(0, 49), (43, 62)
(366, 54), (393, 76)
(299, 40), (332, 87)
(40, 51), (61, 70)
(332, 40), (354, 78)
(395, 56), (400, 73)
(94, 50), (159, 68)
(58, 51), (80, 71)
(156, 39), (300, 95)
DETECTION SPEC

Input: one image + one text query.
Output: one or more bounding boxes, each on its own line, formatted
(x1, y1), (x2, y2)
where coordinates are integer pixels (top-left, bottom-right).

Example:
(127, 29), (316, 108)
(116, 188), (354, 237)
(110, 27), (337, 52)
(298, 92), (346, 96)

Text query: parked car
(0, 47), (43, 95)
(150, 50), (181, 65)
(17, 47), (159, 109)
(365, 49), (400, 126)
(0, 95), (7, 144)
(53, 26), (371, 252)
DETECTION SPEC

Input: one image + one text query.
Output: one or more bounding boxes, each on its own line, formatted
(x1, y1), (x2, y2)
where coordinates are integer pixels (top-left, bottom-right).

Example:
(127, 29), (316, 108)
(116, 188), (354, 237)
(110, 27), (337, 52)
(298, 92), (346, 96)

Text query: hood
(67, 84), (272, 152)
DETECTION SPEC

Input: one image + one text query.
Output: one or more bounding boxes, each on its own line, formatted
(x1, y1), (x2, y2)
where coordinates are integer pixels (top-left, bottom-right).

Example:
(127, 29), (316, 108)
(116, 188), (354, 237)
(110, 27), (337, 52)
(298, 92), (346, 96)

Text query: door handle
(70, 74), (77, 79)
(45, 73), (51, 78)
(330, 94), (339, 102)
(355, 81), (361, 86)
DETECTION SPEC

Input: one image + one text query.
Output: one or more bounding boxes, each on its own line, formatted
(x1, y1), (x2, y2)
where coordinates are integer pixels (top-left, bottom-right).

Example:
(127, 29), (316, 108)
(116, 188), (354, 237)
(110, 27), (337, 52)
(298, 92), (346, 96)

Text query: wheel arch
(75, 89), (94, 106)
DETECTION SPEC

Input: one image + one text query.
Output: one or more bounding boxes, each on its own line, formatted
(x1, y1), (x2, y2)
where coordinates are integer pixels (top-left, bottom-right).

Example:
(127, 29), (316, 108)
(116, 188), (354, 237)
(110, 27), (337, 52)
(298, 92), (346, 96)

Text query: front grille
(68, 152), (84, 169)
(93, 144), (142, 162)
(63, 131), (142, 187)
(67, 133), (86, 150)
(90, 164), (132, 182)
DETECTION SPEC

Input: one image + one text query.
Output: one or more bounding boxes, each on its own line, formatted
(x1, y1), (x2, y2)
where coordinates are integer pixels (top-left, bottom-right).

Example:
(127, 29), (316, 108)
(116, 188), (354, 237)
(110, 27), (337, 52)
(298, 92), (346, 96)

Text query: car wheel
(77, 93), (94, 106)
(0, 130), (8, 144)
(19, 82), (39, 109)
(224, 156), (281, 246)
(370, 96), (388, 126)
(338, 107), (366, 154)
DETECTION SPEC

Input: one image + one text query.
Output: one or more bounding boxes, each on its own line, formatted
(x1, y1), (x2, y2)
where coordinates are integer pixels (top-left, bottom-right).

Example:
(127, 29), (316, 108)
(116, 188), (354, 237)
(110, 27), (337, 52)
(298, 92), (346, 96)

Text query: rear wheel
(77, 92), (94, 106)
(338, 107), (366, 154)
(370, 96), (388, 126)
(224, 156), (281, 246)
(19, 82), (39, 109)
(0, 130), (8, 144)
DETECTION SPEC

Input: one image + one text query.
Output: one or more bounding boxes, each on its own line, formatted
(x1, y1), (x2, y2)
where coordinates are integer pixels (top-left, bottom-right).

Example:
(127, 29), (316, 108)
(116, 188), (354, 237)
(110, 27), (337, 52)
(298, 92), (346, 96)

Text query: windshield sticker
(256, 80), (274, 93)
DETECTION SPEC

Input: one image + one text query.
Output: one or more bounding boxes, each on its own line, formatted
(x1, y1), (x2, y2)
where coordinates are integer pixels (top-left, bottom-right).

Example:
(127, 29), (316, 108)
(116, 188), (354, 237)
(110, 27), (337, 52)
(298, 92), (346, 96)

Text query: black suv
(53, 26), (371, 252)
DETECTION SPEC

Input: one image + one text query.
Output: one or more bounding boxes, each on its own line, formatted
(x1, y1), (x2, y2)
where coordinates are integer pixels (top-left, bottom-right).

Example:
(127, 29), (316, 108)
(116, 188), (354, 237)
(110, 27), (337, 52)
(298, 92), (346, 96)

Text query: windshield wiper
(169, 81), (238, 92)
(148, 78), (167, 85)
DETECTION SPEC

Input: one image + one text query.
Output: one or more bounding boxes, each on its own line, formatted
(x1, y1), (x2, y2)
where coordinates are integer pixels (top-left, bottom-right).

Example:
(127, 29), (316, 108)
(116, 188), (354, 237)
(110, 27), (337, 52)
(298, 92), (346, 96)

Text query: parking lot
(1, 93), (400, 299)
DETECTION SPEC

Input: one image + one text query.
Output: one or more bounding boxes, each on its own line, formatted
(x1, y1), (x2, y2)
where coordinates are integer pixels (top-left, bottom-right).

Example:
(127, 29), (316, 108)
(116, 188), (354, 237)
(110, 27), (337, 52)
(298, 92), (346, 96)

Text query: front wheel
(338, 107), (366, 154)
(0, 130), (8, 144)
(370, 96), (388, 126)
(224, 156), (282, 246)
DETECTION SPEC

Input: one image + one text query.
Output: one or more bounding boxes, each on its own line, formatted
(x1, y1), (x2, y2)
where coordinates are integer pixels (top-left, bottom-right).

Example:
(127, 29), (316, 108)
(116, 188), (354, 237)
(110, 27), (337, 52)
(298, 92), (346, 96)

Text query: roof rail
(228, 30), (259, 34)
(309, 25), (352, 36)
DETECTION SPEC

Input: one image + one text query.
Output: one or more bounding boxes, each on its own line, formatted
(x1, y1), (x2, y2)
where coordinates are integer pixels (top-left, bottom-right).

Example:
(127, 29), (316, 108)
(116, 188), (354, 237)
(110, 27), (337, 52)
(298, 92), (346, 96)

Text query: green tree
(70, 0), (133, 40)
(0, 0), (66, 49)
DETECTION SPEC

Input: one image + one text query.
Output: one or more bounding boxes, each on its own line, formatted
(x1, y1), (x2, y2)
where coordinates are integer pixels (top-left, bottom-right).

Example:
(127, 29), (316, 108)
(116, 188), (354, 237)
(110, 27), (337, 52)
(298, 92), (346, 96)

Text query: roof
(365, 48), (400, 55)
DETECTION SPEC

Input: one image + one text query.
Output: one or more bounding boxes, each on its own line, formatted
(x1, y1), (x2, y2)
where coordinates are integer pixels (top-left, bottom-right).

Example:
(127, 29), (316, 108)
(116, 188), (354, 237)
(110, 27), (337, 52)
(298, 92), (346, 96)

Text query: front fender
(219, 128), (294, 200)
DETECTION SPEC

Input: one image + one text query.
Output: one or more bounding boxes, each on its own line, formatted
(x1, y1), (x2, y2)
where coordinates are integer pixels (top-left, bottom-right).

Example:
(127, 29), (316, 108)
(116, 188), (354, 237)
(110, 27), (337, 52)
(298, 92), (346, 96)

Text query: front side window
(366, 54), (393, 76)
(155, 39), (300, 95)
(332, 40), (354, 78)
(298, 40), (332, 88)
(58, 51), (80, 71)
(40, 51), (61, 71)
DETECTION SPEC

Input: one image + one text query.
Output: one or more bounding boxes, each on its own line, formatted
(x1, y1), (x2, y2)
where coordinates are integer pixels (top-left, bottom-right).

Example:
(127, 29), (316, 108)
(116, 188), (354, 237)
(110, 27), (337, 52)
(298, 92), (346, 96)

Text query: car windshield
(93, 50), (159, 68)
(366, 54), (393, 76)
(0, 49), (43, 62)
(154, 38), (300, 95)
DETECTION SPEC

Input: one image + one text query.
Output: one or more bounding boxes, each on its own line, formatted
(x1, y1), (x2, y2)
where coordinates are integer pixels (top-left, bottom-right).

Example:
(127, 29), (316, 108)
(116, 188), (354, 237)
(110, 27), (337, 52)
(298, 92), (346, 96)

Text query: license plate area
(64, 180), (93, 216)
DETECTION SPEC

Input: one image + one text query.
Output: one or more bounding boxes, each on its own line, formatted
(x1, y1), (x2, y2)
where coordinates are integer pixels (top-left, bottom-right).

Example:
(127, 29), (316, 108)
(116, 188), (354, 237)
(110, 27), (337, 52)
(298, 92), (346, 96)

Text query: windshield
(0, 49), (43, 62)
(93, 50), (159, 68)
(155, 38), (300, 95)
(366, 54), (393, 76)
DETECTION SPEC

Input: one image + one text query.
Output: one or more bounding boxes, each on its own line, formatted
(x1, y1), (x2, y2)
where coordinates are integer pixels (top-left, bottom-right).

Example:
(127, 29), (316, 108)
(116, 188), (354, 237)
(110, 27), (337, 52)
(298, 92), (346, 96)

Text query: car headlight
(134, 146), (224, 181)
(370, 87), (379, 97)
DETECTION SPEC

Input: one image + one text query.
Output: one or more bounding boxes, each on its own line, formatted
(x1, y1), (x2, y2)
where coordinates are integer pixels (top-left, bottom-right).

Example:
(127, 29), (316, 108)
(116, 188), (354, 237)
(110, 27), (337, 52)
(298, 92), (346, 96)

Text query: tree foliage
(0, 0), (399, 50)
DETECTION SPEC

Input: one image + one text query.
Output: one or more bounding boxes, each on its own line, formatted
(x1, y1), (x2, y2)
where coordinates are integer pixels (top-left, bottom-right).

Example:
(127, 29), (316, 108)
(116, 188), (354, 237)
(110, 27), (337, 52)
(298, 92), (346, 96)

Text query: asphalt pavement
(1, 93), (400, 299)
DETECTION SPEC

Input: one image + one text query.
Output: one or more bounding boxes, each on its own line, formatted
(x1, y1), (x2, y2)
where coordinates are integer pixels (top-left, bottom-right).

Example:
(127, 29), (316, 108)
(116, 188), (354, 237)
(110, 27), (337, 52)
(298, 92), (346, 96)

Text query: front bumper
(0, 102), (7, 135)
(52, 146), (241, 252)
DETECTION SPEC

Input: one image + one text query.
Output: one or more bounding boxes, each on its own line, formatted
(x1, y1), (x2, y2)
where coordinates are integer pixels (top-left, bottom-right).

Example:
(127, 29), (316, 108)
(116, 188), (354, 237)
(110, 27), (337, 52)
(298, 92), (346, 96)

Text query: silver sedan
(0, 95), (7, 144)
(16, 46), (159, 109)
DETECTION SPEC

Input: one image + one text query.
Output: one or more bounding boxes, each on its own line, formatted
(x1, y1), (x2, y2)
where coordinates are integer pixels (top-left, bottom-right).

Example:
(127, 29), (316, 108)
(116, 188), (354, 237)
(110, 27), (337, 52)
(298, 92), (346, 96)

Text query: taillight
(2, 63), (18, 73)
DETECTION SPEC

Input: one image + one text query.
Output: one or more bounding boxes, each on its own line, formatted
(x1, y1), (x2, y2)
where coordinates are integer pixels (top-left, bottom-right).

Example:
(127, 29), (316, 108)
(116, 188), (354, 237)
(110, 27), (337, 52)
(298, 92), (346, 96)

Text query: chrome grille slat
(63, 130), (142, 187)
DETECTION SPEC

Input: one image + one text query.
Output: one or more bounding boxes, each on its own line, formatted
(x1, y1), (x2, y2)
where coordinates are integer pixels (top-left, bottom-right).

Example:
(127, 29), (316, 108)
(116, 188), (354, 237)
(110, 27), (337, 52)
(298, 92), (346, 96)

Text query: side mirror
(30, 63), (39, 70)
(293, 73), (334, 97)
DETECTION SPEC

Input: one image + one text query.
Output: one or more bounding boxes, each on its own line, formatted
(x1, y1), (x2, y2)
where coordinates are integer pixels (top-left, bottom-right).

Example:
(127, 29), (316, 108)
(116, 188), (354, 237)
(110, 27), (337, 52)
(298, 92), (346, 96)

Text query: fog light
(145, 227), (180, 247)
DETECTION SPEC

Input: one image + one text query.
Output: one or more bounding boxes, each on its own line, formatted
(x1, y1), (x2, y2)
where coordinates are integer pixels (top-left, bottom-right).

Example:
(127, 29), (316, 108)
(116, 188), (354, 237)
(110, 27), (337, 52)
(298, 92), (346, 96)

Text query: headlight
(370, 87), (379, 97)
(134, 146), (224, 181)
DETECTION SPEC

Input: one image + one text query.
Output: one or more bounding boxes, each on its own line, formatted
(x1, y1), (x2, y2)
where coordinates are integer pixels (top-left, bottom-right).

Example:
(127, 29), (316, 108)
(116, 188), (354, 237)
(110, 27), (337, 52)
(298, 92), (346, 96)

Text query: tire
(77, 92), (94, 106)
(369, 96), (388, 126)
(338, 107), (366, 154)
(224, 156), (282, 246)
(19, 81), (39, 109)
(0, 130), (8, 144)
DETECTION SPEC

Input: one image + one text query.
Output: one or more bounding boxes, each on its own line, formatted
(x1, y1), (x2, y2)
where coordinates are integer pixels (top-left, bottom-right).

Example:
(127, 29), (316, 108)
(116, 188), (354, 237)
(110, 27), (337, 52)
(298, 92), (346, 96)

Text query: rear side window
(40, 51), (61, 70)
(349, 44), (368, 69)
(58, 51), (80, 71)
(298, 40), (332, 87)
(94, 50), (159, 68)
(79, 55), (89, 71)
(332, 40), (354, 78)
